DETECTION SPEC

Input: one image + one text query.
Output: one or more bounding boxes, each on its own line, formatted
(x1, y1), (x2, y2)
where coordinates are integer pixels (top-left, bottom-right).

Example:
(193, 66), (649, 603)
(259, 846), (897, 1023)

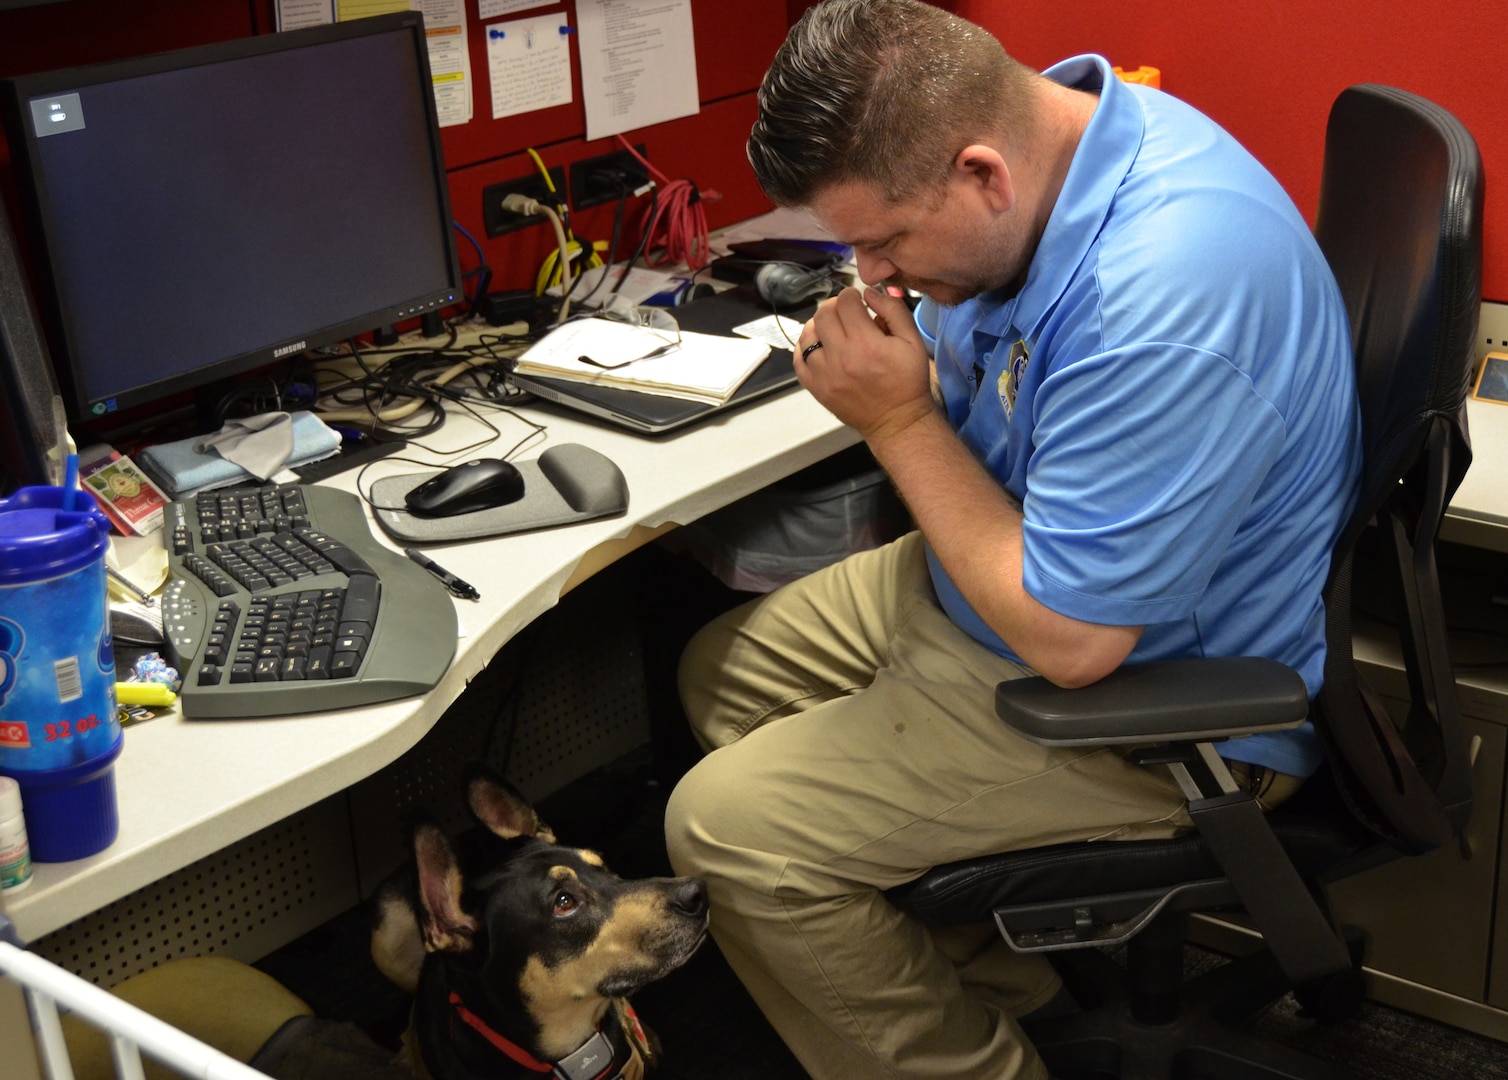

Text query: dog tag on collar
(553, 1030), (621, 1080)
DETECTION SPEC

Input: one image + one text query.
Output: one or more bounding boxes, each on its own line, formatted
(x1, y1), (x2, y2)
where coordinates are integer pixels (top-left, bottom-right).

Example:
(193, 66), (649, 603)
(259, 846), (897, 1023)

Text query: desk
(2, 373), (857, 945)
(1443, 396), (1508, 552)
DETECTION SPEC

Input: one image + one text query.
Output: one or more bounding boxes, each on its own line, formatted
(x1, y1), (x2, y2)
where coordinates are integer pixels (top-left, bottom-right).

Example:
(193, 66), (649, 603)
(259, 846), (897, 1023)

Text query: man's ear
(465, 765), (556, 842)
(953, 143), (1015, 213)
(413, 822), (479, 954)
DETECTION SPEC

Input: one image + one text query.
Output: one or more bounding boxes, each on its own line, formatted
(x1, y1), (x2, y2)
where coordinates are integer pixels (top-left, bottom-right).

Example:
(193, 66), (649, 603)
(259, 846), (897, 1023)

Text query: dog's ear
(369, 873), (425, 994)
(414, 822), (480, 954)
(466, 766), (556, 843)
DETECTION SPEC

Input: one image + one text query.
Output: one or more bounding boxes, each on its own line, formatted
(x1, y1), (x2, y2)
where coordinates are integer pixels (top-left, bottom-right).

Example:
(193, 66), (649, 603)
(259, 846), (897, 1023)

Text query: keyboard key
(329, 651), (359, 678)
(341, 575), (380, 624)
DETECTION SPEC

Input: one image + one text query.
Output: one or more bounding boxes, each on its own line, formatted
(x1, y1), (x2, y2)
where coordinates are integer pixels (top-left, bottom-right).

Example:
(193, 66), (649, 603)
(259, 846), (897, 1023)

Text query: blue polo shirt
(917, 55), (1361, 777)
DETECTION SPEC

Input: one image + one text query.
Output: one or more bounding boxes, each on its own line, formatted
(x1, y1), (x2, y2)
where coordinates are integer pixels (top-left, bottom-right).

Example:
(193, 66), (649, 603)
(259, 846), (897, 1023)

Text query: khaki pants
(665, 532), (1209, 1080)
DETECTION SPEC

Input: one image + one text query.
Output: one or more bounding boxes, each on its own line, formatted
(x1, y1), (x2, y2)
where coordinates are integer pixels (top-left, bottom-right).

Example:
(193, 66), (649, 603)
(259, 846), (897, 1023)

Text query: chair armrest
(996, 657), (1309, 747)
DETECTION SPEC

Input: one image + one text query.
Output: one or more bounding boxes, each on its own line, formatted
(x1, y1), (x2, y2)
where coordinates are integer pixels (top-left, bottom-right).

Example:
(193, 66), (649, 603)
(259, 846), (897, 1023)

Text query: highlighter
(115, 682), (178, 707)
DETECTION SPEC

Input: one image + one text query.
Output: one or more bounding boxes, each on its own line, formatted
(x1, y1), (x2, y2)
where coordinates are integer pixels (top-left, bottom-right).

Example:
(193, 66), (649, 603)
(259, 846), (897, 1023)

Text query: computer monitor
(0, 12), (462, 428)
(0, 201), (66, 491)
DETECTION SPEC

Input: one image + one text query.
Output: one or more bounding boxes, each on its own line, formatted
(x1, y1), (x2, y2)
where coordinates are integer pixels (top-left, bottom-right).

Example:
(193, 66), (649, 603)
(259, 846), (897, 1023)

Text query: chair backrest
(1312, 85), (1483, 854)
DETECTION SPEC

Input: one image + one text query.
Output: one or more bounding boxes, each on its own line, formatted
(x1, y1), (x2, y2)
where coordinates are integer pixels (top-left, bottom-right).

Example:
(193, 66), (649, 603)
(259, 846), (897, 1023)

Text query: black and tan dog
(371, 768), (709, 1080)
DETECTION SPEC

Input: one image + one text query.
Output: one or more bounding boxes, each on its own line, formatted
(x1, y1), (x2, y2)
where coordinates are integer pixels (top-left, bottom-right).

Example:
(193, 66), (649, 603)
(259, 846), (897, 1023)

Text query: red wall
(945, 0), (1507, 302)
(0, 0), (787, 298)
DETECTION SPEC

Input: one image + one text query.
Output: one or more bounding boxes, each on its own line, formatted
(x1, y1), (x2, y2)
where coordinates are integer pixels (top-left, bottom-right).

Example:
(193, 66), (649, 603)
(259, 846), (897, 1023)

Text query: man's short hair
(749, 0), (1036, 207)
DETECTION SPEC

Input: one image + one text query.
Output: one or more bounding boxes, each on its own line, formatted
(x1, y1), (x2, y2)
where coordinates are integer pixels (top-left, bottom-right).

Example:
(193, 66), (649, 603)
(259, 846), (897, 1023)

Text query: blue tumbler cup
(0, 484), (122, 862)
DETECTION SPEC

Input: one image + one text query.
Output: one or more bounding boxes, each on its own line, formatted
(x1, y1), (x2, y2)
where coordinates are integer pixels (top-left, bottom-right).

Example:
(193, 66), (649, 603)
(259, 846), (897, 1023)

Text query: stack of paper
(513, 318), (771, 406)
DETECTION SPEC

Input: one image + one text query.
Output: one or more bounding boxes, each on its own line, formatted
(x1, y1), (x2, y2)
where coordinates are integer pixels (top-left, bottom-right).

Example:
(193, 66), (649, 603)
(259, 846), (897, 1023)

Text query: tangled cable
(616, 135), (720, 271)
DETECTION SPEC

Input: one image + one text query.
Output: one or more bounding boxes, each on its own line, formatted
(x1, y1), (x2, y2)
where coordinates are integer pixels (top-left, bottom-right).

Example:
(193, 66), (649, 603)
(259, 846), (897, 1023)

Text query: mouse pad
(370, 443), (628, 544)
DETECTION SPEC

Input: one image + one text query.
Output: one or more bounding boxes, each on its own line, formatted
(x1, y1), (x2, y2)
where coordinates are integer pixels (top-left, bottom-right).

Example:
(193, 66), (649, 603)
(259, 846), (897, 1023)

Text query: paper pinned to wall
(576, 0), (699, 141)
(486, 16), (574, 120)
(415, 0), (473, 127)
(479, 0), (554, 17)
(277, 0), (334, 31)
(325, 0), (472, 127)
(335, 0), (408, 18)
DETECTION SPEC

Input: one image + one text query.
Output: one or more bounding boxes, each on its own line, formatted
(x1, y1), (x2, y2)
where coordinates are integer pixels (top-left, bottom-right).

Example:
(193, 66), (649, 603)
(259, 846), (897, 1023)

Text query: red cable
(615, 135), (720, 271)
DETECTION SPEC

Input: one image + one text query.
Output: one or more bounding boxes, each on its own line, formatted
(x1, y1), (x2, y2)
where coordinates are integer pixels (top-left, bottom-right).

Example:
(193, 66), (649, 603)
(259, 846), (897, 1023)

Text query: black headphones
(754, 260), (840, 309)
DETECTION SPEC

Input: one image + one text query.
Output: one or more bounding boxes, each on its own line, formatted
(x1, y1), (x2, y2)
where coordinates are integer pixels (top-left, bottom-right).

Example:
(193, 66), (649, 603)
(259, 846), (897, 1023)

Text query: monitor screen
(1, 13), (461, 423)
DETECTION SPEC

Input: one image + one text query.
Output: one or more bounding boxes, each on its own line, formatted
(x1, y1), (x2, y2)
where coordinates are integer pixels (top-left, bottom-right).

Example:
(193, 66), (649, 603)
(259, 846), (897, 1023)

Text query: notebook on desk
(508, 288), (810, 436)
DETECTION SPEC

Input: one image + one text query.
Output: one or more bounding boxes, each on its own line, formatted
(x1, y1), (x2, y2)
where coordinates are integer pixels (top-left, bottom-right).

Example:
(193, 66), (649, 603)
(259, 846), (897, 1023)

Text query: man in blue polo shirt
(664, 2), (1361, 1078)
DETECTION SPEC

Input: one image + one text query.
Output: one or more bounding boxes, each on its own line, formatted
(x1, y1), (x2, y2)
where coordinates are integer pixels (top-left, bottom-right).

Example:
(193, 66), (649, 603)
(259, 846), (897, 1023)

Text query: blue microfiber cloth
(139, 411), (342, 499)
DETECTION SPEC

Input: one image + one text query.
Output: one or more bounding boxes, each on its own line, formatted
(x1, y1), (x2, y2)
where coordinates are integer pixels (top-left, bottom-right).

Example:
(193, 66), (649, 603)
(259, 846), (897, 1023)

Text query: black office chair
(889, 85), (1484, 1080)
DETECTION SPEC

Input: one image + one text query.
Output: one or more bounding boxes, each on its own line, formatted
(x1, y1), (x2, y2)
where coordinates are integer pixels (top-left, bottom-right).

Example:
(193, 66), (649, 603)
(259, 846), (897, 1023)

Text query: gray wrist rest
(369, 443), (628, 544)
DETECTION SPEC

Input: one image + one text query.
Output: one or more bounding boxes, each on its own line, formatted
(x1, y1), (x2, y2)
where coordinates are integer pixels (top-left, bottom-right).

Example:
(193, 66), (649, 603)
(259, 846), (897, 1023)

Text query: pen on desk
(107, 565), (154, 605)
(404, 547), (481, 601)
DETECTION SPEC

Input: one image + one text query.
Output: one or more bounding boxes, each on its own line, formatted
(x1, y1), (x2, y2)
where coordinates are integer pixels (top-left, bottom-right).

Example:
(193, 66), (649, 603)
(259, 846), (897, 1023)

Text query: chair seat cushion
(888, 810), (1373, 926)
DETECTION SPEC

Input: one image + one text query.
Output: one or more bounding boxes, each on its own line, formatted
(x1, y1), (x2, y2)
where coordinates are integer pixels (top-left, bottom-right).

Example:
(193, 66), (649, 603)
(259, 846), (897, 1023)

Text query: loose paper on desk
(514, 319), (770, 406)
(576, 0), (699, 141)
(548, 264), (687, 308)
(487, 16), (574, 120)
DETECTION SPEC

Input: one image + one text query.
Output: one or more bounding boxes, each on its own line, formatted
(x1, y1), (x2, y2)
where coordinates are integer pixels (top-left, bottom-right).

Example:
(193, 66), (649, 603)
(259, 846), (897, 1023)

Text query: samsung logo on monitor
(272, 341), (307, 358)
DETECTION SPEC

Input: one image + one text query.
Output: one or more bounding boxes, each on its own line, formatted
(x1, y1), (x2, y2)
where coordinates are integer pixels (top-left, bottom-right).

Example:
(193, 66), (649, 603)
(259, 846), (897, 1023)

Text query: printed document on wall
(276, 0), (333, 31)
(415, 0), (473, 127)
(478, 0), (554, 16)
(487, 16), (574, 120)
(331, 0), (472, 127)
(577, 0), (699, 141)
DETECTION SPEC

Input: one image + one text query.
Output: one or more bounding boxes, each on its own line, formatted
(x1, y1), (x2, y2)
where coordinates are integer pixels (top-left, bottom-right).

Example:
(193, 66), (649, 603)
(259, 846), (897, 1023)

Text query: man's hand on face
(796, 285), (936, 445)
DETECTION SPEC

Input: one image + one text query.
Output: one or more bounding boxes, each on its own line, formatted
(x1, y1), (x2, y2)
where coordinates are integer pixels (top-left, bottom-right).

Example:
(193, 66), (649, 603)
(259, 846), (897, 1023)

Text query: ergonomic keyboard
(160, 483), (458, 719)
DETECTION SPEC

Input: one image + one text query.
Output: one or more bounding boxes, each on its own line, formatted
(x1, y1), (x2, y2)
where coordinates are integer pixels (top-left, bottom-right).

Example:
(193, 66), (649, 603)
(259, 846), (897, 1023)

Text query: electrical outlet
(569, 145), (650, 210)
(1477, 300), (1508, 364)
(482, 166), (567, 238)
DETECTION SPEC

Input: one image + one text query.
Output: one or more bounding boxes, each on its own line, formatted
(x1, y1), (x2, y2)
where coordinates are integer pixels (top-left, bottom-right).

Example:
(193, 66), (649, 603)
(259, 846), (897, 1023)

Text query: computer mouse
(405, 458), (525, 517)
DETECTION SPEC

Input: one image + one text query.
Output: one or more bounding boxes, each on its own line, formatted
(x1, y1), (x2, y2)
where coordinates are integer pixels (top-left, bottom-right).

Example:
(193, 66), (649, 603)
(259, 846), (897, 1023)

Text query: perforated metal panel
(28, 795), (358, 989)
(348, 566), (651, 893)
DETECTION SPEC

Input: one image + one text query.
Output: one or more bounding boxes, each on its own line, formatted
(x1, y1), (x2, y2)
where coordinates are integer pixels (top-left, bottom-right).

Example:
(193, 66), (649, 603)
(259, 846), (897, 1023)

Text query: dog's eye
(553, 891), (578, 916)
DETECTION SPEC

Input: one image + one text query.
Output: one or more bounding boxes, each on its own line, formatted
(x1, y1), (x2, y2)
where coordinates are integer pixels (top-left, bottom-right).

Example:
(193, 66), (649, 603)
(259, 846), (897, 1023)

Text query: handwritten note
(487, 17), (574, 120)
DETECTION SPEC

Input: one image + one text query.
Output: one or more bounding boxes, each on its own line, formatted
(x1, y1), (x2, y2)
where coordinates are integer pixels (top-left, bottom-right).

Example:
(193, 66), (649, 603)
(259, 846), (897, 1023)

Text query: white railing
(0, 918), (270, 1080)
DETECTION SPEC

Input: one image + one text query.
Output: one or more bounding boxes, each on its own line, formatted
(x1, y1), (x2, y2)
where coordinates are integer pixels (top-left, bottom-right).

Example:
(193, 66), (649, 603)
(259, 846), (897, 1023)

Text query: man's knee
(664, 747), (742, 878)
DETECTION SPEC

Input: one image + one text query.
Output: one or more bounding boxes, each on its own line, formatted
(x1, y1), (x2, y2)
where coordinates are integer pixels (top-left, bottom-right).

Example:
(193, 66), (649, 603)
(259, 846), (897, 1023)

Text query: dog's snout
(672, 878), (708, 919)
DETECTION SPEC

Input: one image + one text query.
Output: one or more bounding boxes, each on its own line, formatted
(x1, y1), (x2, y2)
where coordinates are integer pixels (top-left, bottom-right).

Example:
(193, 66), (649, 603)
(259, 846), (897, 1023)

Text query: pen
(107, 565), (154, 605)
(404, 547), (481, 601)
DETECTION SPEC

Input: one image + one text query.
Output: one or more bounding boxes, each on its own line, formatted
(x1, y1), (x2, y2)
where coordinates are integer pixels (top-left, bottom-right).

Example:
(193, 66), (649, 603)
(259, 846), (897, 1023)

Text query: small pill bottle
(0, 775), (34, 894)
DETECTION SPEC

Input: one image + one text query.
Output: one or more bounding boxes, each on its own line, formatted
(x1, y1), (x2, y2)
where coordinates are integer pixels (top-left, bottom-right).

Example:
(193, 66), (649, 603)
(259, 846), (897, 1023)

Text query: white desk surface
(5, 379), (857, 942)
(1443, 397), (1508, 552)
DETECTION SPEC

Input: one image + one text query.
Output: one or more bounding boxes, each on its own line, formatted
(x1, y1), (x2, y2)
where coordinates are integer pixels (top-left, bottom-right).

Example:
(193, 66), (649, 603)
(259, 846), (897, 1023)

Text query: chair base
(1027, 946), (1358, 1080)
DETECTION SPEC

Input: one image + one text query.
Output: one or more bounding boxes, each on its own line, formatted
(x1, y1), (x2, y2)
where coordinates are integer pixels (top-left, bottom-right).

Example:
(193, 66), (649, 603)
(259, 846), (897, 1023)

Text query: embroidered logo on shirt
(998, 339), (1030, 419)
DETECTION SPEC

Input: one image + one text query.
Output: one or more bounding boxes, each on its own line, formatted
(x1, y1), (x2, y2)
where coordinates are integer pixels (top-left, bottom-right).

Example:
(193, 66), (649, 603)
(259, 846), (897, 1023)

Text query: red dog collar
(448, 991), (640, 1080)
